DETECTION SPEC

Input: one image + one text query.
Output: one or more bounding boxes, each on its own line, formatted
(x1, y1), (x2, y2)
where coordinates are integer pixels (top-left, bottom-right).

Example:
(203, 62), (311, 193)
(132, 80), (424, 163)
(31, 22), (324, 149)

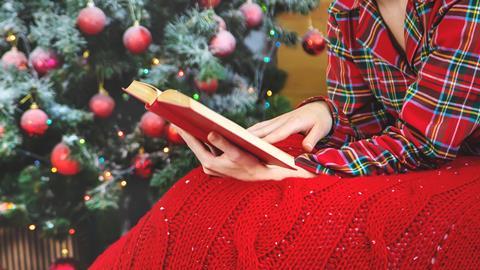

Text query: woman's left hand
(176, 128), (316, 181)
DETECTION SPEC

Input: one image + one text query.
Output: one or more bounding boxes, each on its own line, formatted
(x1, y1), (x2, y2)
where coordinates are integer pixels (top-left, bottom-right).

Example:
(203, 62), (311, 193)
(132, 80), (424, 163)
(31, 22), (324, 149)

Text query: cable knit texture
(90, 134), (480, 269)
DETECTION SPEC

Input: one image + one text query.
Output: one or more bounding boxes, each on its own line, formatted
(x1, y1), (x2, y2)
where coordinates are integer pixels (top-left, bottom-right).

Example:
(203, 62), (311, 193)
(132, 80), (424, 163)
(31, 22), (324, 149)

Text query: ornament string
(127, 0), (141, 25)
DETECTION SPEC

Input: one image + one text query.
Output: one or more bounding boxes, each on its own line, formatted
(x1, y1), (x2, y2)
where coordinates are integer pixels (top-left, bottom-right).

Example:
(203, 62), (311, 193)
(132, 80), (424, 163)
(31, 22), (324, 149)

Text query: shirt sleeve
(295, 2), (480, 176)
(297, 12), (394, 151)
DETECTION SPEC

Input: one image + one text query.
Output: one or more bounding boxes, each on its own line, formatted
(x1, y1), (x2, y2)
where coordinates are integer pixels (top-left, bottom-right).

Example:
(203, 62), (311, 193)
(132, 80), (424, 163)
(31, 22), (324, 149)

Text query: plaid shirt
(295, 0), (480, 176)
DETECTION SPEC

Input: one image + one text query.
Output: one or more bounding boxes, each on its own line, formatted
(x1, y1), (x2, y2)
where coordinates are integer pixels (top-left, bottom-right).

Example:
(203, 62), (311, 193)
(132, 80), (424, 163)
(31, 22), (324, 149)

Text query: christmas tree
(0, 0), (321, 263)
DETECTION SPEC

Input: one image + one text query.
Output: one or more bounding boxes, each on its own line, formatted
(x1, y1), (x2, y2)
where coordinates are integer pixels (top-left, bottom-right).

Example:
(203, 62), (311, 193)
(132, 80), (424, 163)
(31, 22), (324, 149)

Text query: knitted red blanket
(90, 135), (480, 269)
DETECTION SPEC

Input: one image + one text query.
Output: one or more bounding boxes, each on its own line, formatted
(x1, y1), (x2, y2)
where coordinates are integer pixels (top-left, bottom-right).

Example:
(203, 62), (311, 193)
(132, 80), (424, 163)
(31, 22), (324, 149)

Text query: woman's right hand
(247, 101), (333, 152)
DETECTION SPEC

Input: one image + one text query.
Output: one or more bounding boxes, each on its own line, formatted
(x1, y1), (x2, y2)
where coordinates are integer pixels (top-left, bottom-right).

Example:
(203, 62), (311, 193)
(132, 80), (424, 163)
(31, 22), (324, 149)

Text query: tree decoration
(20, 104), (49, 136)
(198, 0), (221, 8)
(30, 47), (60, 76)
(240, 2), (264, 28)
(0, 125), (4, 138)
(194, 78), (218, 94)
(76, 2), (107, 35)
(209, 30), (236, 57)
(133, 151), (153, 179)
(1, 47), (28, 70)
(89, 86), (115, 118)
(51, 143), (81, 176)
(123, 22), (152, 54)
(166, 124), (184, 144)
(213, 14), (226, 31)
(49, 258), (80, 270)
(140, 111), (166, 138)
(302, 28), (326, 56)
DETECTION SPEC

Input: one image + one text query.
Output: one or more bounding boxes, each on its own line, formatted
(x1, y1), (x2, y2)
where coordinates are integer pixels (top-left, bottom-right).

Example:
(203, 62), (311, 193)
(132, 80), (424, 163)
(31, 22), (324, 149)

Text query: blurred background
(0, 0), (328, 269)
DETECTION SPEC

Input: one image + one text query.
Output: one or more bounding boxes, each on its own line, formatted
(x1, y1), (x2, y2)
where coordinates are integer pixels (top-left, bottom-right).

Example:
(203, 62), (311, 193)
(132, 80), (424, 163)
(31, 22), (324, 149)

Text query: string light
(151, 57), (160, 65)
(84, 195), (91, 201)
(142, 68), (150, 75)
(269, 29), (276, 36)
(79, 138), (86, 144)
(263, 57), (271, 63)
(6, 33), (16, 43)
(163, 147), (170, 153)
(275, 41), (281, 48)
(34, 160), (41, 167)
(117, 130), (125, 137)
(98, 156), (105, 163)
(68, 228), (76, 235)
(248, 87), (255, 94)
(28, 224), (36, 231)
(177, 69), (185, 77)
(193, 93), (200, 100)
(46, 119), (53, 125)
(51, 167), (58, 173)
(264, 101), (271, 109)
(266, 90), (273, 97)
(61, 248), (69, 256)
(120, 180), (127, 187)
(82, 50), (90, 58)
(98, 175), (105, 181)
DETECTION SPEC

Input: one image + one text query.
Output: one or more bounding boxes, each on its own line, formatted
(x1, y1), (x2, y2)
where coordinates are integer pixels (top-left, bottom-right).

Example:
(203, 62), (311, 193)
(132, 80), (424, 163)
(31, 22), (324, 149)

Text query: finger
(302, 123), (328, 152)
(202, 166), (226, 177)
(247, 117), (277, 132)
(207, 132), (246, 162)
(262, 121), (304, 144)
(249, 115), (290, 138)
(177, 128), (214, 164)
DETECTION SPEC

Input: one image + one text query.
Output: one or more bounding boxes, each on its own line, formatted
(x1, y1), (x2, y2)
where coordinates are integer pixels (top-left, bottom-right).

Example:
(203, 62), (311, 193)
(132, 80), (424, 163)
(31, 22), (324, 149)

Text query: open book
(124, 81), (297, 169)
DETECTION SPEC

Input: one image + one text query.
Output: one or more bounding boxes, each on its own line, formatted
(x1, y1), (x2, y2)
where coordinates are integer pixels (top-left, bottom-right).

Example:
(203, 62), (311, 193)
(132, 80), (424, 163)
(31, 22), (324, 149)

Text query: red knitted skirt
(90, 135), (480, 269)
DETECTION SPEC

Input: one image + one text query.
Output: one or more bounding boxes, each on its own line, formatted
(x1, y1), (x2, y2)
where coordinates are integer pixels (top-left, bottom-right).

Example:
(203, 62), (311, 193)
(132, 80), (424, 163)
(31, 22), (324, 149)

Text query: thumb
(302, 123), (327, 152)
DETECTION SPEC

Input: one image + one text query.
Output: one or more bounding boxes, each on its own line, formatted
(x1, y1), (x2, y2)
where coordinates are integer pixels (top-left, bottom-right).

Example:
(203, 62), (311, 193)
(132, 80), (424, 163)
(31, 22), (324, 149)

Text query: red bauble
(49, 258), (79, 270)
(1, 47), (28, 70)
(76, 5), (107, 35)
(194, 78), (218, 94)
(133, 153), (153, 179)
(123, 24), (152, 54)
(89, 92), (115, 118)
(240, 2), (263, 28)
(30, 47), (60, 76)
(0, 125), (4, 138)
(198, 0), (221, 8)
(302, 29), (326, 56)
(166, 124), (185, 144)
(20, 108), (49, 136)
(209, 30), (236, 57)
(213, 14), (226, 31)
(51, 143), (81, 176)
(140, 111), (166, 138)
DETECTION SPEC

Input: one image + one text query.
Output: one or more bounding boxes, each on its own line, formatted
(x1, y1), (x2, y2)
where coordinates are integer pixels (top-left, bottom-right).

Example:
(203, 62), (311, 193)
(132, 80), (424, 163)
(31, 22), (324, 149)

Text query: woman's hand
(248, 101), (332, 152)
(176, 129), (316, 181)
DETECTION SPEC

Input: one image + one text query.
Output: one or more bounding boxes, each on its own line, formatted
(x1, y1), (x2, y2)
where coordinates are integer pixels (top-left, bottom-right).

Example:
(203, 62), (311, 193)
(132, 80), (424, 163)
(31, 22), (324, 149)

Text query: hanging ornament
(198, 0), (221, 8)
(213, 14), (226, 31)
(240, 2), (263, 28)
(51, 143), (81, 176)
(209, 30), (236, 57)
(123, 22), (152, 54)
(89, 86), (115, 118)
(76, 2), (107, 35)
(133, 152), (153, 179)
(20, 104), (49, 136)
(30, 47), (60, 76)
(0, 125), (4, 138)
(140, 111), (166, 138)
(194, 78), (218, 94)
(49, 258), (80, 270)
(302, 28), (326, 56)
(1, 47), (28, 70)
(166, 124), (185, 144)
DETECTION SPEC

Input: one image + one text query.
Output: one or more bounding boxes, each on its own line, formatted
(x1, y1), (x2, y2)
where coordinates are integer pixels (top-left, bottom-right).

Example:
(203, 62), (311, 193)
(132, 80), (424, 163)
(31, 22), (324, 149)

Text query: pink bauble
(140, 111), (166, 138)
(198, 0), (221, 8)
(166, 124), (184, 144)
(123, 25), (152, 54)
(302, 29), (326, 56)
(240, 2), (263, 28)
(133, 153), (153, 179)
(194, 78), (218, 94)
(89, 93), (115, 118)
(0, 125), (4, 138)
(30, 47), (60, 76)
(1, 47), (28, 70)
(20, 108), (49, 136)
(209, 30), (236, 57)
(76, 6), (107, 35)
(213, 14), (226, 31)
(51, 143), (80, 176)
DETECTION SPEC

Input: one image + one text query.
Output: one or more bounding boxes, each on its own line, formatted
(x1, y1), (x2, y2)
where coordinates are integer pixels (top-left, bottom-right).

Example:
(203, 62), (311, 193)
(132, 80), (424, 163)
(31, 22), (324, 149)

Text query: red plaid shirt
(294, 0), (480, 176)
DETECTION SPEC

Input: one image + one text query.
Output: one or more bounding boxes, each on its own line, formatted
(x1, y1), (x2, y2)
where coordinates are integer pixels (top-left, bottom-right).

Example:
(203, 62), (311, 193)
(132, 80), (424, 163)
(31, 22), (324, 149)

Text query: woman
(91, 0), (480, 268)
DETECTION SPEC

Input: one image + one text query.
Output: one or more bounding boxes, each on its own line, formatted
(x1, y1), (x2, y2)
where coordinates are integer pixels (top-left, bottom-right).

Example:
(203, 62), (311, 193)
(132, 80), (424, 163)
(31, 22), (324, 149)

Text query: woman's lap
(90, 135), (480, 269)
